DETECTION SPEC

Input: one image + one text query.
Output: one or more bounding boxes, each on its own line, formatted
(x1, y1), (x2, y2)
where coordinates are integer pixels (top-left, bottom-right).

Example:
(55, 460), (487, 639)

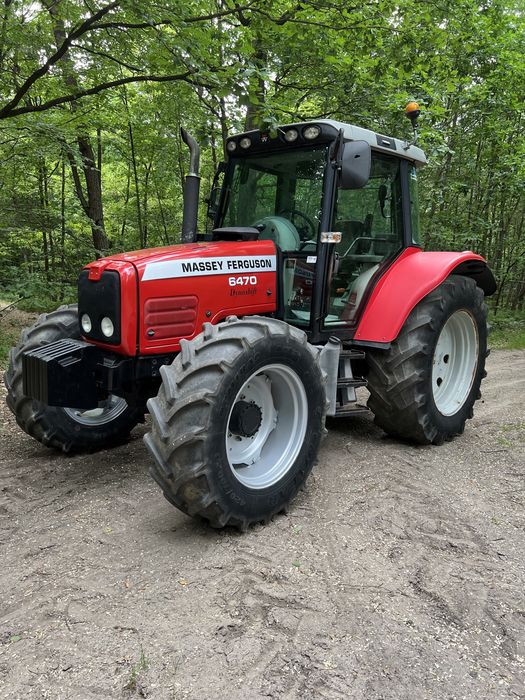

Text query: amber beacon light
(405, 101), (421, 126)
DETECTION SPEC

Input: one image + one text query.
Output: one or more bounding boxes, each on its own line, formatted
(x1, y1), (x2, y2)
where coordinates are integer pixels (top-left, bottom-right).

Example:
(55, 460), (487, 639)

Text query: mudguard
(354, 247), (496, 344)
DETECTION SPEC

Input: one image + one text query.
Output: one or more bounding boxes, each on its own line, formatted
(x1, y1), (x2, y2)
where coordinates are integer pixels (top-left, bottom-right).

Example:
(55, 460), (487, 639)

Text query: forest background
(0, 0), (523, 351)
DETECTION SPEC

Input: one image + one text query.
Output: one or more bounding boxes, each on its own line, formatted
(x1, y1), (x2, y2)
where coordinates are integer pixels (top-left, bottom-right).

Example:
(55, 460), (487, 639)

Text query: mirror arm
(206, 161), (228, 221)
(330, 128), (345, 167)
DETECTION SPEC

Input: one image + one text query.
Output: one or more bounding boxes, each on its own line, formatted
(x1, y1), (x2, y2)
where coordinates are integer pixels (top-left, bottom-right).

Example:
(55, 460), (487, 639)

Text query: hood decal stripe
(142, 255), (276, 281)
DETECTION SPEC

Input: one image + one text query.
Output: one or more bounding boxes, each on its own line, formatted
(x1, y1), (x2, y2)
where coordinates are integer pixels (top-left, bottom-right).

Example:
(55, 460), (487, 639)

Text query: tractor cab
(209, 119), (427, 342)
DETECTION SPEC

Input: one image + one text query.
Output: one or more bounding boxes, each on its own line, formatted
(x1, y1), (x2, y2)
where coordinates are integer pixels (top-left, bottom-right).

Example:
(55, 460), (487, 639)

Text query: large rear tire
(366, 275), (488, 445)
(4, 305), (142, 453)
(144, 316), (327, 529)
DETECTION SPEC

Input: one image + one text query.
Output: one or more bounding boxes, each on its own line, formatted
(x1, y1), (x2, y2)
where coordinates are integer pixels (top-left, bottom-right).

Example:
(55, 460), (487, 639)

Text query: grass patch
(0, 323), (18, 368)
(0, 282), (76, 313)
(124, 646), (149, 693)
(489, 310), (525, 350)
(0, 299), (36, 369)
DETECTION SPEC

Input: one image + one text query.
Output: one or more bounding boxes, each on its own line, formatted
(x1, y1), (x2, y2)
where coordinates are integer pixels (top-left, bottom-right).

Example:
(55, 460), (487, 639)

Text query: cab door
(324, 153), (407, 329)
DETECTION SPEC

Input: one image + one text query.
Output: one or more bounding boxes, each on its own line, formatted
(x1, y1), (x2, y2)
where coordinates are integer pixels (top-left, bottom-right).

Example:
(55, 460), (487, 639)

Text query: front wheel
(4, 305), (143, 452)
(144, 316), (327, 529)
(366, 275), (488, 445)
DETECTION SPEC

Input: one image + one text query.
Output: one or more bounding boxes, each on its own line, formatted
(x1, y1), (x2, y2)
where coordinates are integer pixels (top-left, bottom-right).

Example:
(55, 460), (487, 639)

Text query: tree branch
(0, 72), (193, 119)
(0, 0), (120, 119)
(0, 0), (258, 120)
(65, 150), (89, 215)
(89, 19), (169, 30)
(70, 42), (143, 72)
(90, 2), (258, 30)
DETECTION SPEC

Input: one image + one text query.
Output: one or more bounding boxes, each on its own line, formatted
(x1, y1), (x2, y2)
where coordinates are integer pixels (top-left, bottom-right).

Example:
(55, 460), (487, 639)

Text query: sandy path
(0, 350), (524, 699)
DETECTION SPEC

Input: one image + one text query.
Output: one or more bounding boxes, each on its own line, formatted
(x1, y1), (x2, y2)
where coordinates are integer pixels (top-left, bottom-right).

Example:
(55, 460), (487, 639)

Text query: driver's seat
(254, 216), (301, 252)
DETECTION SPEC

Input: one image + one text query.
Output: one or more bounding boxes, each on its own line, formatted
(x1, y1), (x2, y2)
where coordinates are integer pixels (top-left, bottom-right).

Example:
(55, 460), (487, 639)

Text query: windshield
(221, 146), (328, 249)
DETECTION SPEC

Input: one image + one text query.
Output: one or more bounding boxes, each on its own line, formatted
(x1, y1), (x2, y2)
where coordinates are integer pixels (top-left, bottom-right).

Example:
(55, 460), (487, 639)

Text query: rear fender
(354, 247), (496, 344)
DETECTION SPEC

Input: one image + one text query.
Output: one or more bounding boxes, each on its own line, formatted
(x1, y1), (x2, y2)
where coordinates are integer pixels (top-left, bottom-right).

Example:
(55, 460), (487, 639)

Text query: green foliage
(0, 0), (523, 318)
(0, 324), (17, 367)
(0, 298), (34, 366)
(489, 310), (525, 349)
(124, 646), (149, 693)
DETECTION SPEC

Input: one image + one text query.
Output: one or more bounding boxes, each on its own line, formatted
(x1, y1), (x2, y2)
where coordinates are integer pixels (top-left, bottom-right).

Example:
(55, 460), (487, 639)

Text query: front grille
(78, 270), (121, 344)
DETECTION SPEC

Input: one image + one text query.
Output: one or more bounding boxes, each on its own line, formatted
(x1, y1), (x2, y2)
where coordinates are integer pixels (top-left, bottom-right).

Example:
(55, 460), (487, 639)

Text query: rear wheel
(366, 275), (488, 445)
(4, 305), (142, 452)
(144, 316), (327, 529)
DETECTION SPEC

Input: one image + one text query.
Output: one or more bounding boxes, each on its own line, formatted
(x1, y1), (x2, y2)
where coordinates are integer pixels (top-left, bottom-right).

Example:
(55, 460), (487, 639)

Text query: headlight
(284, 128), (299, 142)
(239, 137), (252, 149)
(226, 140), (237, 152)
(101, 317), (114, 338)
(303, 125), (321, 140)
(81, 313), (92, 333)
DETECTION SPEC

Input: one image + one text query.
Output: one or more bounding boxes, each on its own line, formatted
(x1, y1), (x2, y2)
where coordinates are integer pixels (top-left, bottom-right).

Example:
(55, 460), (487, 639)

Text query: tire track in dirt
(308, 356), (525, 699)
(0, 351), (524, 699)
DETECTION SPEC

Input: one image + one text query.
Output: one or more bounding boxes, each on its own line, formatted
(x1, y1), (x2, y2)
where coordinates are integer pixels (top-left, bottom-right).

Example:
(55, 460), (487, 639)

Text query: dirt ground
(0, 311), (524, 699)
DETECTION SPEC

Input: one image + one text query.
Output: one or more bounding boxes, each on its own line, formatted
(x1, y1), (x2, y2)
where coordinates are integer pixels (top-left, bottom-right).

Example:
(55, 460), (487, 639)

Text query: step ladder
(334, 348), (370, 417)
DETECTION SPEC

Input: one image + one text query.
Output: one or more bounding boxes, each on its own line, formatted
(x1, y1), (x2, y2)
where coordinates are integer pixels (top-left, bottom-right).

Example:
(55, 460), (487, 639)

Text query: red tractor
(5, 116), (496, 529)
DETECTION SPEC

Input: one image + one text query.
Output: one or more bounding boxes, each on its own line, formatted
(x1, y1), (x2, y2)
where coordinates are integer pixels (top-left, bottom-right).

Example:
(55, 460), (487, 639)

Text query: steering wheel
(278, 208), (316, 240)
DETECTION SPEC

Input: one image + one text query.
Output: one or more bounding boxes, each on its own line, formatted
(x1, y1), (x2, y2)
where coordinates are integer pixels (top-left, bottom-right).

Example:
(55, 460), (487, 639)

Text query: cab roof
(229, 118), (427, 166)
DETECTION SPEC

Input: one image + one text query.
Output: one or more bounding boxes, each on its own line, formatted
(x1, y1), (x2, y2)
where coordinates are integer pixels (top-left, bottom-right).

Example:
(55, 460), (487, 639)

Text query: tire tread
(367, 276), (488, 445)
(145, 316), (327, 529)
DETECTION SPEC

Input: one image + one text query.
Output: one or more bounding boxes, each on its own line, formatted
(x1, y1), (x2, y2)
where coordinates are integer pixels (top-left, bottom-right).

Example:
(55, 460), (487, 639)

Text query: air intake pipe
(180, 128), (201, 244)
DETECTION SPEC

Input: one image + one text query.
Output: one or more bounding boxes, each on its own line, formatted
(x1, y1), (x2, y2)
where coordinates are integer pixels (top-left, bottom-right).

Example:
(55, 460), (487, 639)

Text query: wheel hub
(229, 400), (262, 438)
(225, 365), (308, 489)
(432, 309), (479, 416)
(64, 393), (128, 426)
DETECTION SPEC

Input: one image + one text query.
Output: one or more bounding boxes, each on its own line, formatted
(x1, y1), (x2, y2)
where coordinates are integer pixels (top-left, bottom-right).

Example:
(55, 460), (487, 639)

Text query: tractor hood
(98, 241), (209, 264)
(84, 240), (277, 280)
(82, 240), (278, 356)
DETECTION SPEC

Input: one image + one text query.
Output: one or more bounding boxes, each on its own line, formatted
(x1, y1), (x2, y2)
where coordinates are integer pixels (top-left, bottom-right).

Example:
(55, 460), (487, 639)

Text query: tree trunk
(154, 175), (169, 245)
(60, 158), (66, 297)
(78, 133), (107, 253)
(142, 160), (153, 249)
(244, 40), (267, 131)
(0, 0), (12, 72)
(44, 0), (109, 256)
(120, 161), (132, 248)
(37, 160), (50, 281)
(128, 122), (144, 248)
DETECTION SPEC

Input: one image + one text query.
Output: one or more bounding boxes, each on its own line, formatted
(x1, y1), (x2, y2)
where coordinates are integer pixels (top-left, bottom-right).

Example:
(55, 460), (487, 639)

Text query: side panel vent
(144, 296), (198, 340)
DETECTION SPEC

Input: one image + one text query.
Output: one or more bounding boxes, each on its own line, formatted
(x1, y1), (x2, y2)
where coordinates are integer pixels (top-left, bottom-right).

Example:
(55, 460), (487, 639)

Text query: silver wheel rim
(63, 394), (128, 426)
(432, 309), (479, 416)
(226, 363), (308, 489)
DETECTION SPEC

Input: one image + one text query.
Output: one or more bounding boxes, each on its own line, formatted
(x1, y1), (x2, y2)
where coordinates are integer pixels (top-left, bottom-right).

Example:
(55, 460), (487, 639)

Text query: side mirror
(339, 140), (371, 190)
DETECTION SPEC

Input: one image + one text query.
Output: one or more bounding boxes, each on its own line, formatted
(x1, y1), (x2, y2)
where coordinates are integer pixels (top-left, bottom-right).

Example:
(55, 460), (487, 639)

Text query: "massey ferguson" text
(142, 255), (276, 281)
(180, 258), (273, 274)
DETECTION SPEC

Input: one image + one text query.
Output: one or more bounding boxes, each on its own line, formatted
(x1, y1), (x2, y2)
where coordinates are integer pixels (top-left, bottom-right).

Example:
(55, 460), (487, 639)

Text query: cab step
(340, 348), (366, 361)
(336, 377), (367, 389)
(334, 403), (371, 418)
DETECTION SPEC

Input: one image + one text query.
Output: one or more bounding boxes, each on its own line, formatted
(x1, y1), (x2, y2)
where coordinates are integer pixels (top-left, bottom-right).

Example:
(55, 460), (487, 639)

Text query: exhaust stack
(180, 128), (201, 244)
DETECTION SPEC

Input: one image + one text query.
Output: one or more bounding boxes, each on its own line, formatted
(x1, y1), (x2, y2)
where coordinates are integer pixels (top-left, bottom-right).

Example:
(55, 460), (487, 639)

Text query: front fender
(354, 247), (496, 344)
